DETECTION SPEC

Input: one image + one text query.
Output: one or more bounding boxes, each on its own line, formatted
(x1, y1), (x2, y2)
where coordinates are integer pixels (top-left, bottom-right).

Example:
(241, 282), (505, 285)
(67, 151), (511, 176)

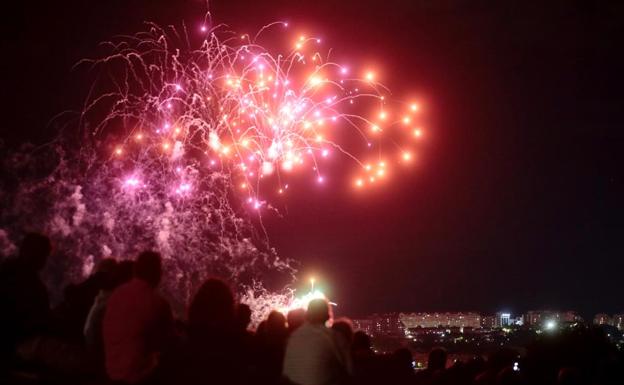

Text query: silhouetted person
(102, 251), (173, 384)
(474, 349), (518, 385)
(234, 303), (256, 370)
(266, 310), (288, 336)
(352, 331), (373, 357)
(188, 278), (235, 338)
(427, 348), (447, 372)
(0, 233), (52, 360)
(450, 355), (485, 385)
(257, 310), (289, 382)
(415, 348), (447, 385)
(235, 303), (254, 340)
(84, 260), (134, 371)
(391, 348), (416, 384)
(287, 308), (306, 333)
(57, 258), (119, 340)
(236, 303), (252, 333)
(351, 331), (379, 385)
(331, 318), (354, 376)
(283, 299), (350, 385)
(181, 278), (247, 384)
(331, 318), (354, 344)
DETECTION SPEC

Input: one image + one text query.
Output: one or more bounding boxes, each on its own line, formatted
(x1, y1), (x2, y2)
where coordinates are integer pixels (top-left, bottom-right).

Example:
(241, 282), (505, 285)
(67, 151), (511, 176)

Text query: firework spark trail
(80, 21), (423, 203)
(0, 18), (424, 321)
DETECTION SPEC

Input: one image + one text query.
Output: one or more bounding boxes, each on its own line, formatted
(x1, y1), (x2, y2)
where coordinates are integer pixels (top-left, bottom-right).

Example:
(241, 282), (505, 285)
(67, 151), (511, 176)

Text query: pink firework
(82, 20), (425, 207)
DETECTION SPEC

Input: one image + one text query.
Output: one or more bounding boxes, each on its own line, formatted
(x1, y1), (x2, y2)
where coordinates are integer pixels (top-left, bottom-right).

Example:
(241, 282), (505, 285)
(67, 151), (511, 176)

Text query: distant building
(613, 314), (624, 331)
(372, 313), (405, 337)
(352, 313), (404, 337)
(593, 313), (612, 326)
(481, 315), (496, 329)
(525, 311), (541, 326)
(561, 311), (582, 323)
(495, 312), (512, 328)
(400, 312), (481, 329)
(525, 310), (582, 328)
(351, 318), (375, 336)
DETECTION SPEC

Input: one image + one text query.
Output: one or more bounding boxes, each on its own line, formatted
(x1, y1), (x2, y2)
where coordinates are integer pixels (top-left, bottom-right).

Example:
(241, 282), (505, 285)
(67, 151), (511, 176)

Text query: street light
(545, 320), (557, 330)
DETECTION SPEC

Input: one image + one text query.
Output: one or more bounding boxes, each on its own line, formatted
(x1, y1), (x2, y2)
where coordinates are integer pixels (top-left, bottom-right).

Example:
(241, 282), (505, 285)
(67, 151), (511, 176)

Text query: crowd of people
(0, 233), (621, 385)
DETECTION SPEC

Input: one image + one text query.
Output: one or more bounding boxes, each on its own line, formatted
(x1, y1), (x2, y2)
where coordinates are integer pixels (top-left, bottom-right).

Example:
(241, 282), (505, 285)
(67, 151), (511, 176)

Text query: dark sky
(2, 0), (623, 319)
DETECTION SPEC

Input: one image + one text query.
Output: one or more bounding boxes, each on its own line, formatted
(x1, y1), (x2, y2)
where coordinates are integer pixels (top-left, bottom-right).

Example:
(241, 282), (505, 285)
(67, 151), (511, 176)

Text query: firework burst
(1, 16), (425, 321)
(81, 20), (424, 207)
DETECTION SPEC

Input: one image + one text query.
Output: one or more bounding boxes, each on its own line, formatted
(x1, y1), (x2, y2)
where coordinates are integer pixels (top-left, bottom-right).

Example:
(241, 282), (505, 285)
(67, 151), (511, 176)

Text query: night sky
(2, 1), (623, 319)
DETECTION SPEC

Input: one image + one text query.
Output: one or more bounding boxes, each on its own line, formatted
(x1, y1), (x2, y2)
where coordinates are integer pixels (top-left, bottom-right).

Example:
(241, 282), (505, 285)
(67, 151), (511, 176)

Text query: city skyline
(347, 309), (624, 327)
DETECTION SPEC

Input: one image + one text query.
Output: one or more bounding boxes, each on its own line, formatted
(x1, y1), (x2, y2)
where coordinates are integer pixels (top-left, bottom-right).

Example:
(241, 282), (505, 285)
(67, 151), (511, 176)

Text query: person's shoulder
(288, 322), (313, 338)
(93, 290), (111, 305)
(296, 323), (333, 340)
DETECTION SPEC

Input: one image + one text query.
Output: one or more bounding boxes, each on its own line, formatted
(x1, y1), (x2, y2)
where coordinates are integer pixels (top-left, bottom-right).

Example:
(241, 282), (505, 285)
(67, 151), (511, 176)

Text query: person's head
(287, 308), (306, 332)
(95, 258), (117, 275)
(488, 348), (517, 372)
(189, 278), (235, 330)
(266, 310), (287, 335)
(306, 298), (331, 325)
(352, 331), (372, 352)
(19, 232), (51, 271)
(466, 355), (486, 376)
(393, 348), (414, 374)
(133, 251), (162, 287)
(235, 303), (252, 331)
(332, 318), (354, 343)
(95, 258), (118, 290)
(428, 347), (448, 371)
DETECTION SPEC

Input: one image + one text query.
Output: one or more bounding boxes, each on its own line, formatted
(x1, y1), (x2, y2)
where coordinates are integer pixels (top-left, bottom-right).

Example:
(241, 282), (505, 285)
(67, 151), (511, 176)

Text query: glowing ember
(280, 289), (330, 314)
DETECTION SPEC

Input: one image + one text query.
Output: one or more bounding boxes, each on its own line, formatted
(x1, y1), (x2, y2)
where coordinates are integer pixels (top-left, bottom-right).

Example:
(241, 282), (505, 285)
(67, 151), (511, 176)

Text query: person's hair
(306, 298), (331, 325)
(236, 303), (252, 330)
(133, 251), (162, 287)
(332, 318), (354, 342)
(96, 258), (118, 290)
(487, 348), (518, 371)
(352, 331), (372, 351)
(266, 310), (287, 334)
(428, 347), (447, 371)
(188, 278), (235, 331)
(287, 308), (306, 331)
(393, 348), (414, 373)
(19, 232), (51, 271)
